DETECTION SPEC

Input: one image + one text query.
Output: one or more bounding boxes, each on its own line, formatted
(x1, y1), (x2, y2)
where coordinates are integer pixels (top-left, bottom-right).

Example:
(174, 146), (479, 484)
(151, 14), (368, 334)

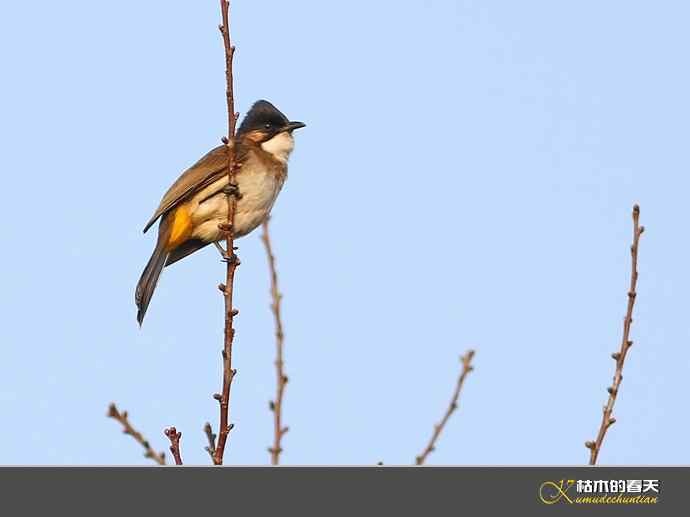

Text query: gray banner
(0, 466), (682, 515)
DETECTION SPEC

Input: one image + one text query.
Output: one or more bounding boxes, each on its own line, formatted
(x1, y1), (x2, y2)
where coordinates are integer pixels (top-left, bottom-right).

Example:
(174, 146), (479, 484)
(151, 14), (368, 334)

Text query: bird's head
(237, 100), (305, 162)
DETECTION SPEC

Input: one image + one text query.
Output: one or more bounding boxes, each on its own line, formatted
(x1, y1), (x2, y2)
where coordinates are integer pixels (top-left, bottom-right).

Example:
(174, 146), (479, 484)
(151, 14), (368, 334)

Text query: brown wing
(143, 144), (231, 233)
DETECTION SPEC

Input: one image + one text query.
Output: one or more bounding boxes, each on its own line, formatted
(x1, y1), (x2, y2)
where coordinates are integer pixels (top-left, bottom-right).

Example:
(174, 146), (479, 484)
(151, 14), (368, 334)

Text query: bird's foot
(223, 183), (242, 199)
(214, 241), (240, 265)
(214, 241), (227, 256)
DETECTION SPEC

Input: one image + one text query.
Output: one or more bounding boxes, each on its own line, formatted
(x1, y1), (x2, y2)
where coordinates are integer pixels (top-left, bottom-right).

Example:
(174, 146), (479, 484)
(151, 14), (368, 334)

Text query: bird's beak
(284, 121), (306, 132)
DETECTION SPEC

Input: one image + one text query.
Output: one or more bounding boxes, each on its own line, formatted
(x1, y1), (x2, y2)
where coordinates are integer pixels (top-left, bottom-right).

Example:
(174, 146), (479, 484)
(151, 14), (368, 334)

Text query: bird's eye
(264, 123), (272, 129)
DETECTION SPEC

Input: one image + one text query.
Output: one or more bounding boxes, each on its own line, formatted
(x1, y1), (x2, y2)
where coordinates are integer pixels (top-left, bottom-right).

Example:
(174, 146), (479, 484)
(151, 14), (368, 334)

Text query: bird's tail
(135, 239), (169, 326)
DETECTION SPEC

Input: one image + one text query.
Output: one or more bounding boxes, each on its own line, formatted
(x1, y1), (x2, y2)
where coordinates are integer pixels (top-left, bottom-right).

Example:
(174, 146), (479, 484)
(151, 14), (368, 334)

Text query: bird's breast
(188, 162), (286, 242)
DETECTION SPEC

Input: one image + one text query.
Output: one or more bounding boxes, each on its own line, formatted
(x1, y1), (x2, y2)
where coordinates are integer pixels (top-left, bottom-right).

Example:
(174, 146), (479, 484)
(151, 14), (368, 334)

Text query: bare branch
(213, 0), (241, 466)
(261, 219), (289, 465)
(585, 204), (645, 465)
(415, 350), (476, 465)
(107, 403), (166, 465)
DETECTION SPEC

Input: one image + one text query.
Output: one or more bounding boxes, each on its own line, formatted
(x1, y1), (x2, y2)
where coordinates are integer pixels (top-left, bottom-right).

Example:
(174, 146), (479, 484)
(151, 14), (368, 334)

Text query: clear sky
(1, 1), (688, 465)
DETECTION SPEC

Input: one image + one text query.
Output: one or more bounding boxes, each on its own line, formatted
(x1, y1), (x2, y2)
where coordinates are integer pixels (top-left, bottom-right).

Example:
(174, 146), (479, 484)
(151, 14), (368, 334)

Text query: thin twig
(415, 350), (475, 465)
(261, 219), (289, 465)
(585, 204), (645, 465)
(212, 0), (241, 466)
(203, 422), (216, 460)
(107, 403), (166, 465)
(164, 427), (183, 465)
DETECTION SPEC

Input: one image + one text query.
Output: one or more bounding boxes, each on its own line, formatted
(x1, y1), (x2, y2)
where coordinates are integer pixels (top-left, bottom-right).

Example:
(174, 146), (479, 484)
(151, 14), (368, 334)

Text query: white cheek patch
(261, 132), (295, 163)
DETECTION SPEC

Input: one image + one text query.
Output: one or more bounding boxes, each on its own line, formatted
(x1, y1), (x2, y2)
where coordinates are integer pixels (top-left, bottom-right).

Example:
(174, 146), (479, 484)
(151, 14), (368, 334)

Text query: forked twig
(261, 219), (289, 464)
(585, 204), (645, 465)
(164, 427), (183, 465)
(415, 350), (475, 465)
(107, 403), (166, 465)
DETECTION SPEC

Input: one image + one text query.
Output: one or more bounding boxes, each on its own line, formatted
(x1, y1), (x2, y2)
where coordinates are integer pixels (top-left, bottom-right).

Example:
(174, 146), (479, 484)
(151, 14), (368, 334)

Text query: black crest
(237, 100), (289, 136)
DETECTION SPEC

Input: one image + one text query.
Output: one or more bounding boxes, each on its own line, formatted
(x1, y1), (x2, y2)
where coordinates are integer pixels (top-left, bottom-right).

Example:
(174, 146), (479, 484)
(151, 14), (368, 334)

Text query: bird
(135, 100), (305, 325)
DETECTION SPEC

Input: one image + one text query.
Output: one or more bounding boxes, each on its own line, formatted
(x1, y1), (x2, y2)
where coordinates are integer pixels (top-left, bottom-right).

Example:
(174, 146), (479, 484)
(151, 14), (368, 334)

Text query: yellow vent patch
(167, 204), (192, 250)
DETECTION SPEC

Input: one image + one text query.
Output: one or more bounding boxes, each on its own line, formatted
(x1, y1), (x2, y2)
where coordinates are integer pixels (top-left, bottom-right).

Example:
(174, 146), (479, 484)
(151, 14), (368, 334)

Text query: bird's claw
(222, 254), (240, 266)
(223, 183), (242, 199)
(214, 241), (240, 265)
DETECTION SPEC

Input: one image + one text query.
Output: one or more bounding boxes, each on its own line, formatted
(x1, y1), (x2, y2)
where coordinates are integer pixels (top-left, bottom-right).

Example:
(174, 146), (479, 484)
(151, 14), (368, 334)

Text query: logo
(539, 479), (659, 505)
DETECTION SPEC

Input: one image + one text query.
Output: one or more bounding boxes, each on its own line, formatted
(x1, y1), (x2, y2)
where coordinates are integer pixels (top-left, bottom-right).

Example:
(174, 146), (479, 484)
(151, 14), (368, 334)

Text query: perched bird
(135, 100), (305, 324)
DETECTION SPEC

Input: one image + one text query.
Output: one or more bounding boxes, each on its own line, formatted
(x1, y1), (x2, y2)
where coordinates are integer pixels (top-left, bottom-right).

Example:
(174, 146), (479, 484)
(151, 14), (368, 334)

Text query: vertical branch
(415, 350), (475, 465)
(213, 0), (241, 466)
(164, 427), (183, 465)
(107, 403), (166, 465)
(585, 204), (645, 465)
(261, 219), (289, 465)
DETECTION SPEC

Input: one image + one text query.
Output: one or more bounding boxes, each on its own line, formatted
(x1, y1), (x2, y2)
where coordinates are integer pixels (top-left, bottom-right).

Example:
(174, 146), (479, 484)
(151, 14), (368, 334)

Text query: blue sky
(1, 1), (689, 465)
